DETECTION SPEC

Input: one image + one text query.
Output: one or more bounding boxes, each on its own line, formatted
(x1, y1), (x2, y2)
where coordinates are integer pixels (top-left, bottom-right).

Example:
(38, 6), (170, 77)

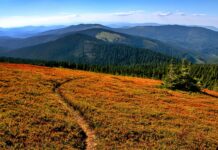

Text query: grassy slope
(61, 72), (218, 149)
(1, 63), (218, 149)
(0, 63), (86, 149)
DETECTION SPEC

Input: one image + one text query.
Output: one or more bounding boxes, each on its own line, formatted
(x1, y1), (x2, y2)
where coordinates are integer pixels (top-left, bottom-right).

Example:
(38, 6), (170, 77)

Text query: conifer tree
(164, 62), (178, 89)
(164, 59), (201, 92)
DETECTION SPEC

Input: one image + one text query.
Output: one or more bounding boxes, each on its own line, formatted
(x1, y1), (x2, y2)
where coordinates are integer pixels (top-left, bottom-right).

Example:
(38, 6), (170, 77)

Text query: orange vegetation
(1, 63), (218, 149)
(0, 63), (86, 149)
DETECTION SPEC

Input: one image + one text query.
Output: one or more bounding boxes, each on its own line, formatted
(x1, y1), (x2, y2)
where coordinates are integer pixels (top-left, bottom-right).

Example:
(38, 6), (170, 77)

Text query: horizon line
(0, 22), (218, 29)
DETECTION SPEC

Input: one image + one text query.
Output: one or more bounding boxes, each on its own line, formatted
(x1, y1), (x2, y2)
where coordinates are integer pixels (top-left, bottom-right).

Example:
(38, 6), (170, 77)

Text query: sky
(0, 0), (218, 28)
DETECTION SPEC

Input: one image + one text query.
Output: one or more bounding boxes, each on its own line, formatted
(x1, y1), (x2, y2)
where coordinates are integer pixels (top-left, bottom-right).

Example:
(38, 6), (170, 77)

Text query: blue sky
(0, 0), (217, 27)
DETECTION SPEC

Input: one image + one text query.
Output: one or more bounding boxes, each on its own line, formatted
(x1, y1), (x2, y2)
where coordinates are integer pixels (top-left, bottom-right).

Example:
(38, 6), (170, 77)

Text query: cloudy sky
(0, 0), (217, 27)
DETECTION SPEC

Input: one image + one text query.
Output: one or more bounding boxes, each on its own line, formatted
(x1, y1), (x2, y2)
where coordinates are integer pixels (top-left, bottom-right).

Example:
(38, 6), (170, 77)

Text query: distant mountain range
(0, 28), (192, 63)
(203, 26), (218, 32)
(116, 25), (218, 63)
(107, 23), (218, 32)
(0, 24), (108, 50)
(38, 24), (108, 36)
(0, 25), (65, 38)
(107, 23), (161, 28)
(0, 24), (218, 64)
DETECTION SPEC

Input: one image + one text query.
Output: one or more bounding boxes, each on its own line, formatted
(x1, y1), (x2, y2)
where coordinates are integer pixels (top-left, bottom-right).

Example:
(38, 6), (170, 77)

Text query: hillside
(116, 25), (218, 63)
(4, 33), (173, 65)
(1, 63), (218, 149)
(0, 34), (61, 50)
(79, 28), (191, 59)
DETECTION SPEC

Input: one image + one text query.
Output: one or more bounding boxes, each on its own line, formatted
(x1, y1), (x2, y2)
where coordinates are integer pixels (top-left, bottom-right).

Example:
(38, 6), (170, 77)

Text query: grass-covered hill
(79, 28), (190, 59)
(4, 33), (174, 65)
(1, 63), (218, 149)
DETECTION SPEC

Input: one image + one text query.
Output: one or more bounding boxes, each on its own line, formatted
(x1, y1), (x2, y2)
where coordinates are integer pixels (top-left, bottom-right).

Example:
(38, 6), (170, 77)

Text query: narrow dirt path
(52, 78), (97, 150)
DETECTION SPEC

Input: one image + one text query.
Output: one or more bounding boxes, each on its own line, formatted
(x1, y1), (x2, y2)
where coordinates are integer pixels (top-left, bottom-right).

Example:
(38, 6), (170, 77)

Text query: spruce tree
(164, 60), (201, 92)
(164, 62), (178, 89)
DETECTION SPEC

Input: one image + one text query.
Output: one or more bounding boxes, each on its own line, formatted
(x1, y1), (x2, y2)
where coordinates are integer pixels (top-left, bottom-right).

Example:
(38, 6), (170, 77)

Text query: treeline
(191, 64), (218, 90)
(0, 57), (217, 91)
(0, 57), (168, 78)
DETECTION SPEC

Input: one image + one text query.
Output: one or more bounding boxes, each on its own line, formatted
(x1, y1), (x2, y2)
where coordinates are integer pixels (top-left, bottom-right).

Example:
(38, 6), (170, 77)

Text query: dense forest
(2, 33), (176, 66)
(1, 57), (217, 91)
(191, 64), (218, 91)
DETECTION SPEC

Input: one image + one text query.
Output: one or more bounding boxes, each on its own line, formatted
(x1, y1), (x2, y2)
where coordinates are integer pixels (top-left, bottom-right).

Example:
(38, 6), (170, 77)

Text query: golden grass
(1, 63), (218, 149)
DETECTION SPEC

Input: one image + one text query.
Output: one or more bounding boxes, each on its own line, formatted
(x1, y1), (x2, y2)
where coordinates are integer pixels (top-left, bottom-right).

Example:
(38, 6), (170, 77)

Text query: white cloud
(113, 10), (144, 16)
(0, 11), (217, 28)
(192, 13), (206, 16)
(0, 14), (79, 27)
(176, 12), (186, 16)
(154, 11), (172, 17)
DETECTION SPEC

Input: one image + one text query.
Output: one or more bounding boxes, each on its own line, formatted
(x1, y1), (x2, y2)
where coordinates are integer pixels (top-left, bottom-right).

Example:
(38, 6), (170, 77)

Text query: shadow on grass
(201, 91), (218, 99)
(159, 84), (218, 99)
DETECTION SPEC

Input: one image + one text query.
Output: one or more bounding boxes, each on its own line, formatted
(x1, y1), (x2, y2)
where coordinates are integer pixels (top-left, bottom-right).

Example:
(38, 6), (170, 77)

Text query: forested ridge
(1, 57), (217, 91)
(2, 33), (175, 66)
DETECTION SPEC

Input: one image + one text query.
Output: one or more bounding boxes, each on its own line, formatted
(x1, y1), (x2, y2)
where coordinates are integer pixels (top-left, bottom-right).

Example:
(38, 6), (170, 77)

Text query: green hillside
(117, 25), (218, 63)
(79, 28), (187, 58)
(5, 33), (174, 65)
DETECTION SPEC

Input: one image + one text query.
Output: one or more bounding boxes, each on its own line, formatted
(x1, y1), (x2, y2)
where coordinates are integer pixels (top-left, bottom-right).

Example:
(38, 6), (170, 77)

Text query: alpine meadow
(0, 0), (218, 149)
